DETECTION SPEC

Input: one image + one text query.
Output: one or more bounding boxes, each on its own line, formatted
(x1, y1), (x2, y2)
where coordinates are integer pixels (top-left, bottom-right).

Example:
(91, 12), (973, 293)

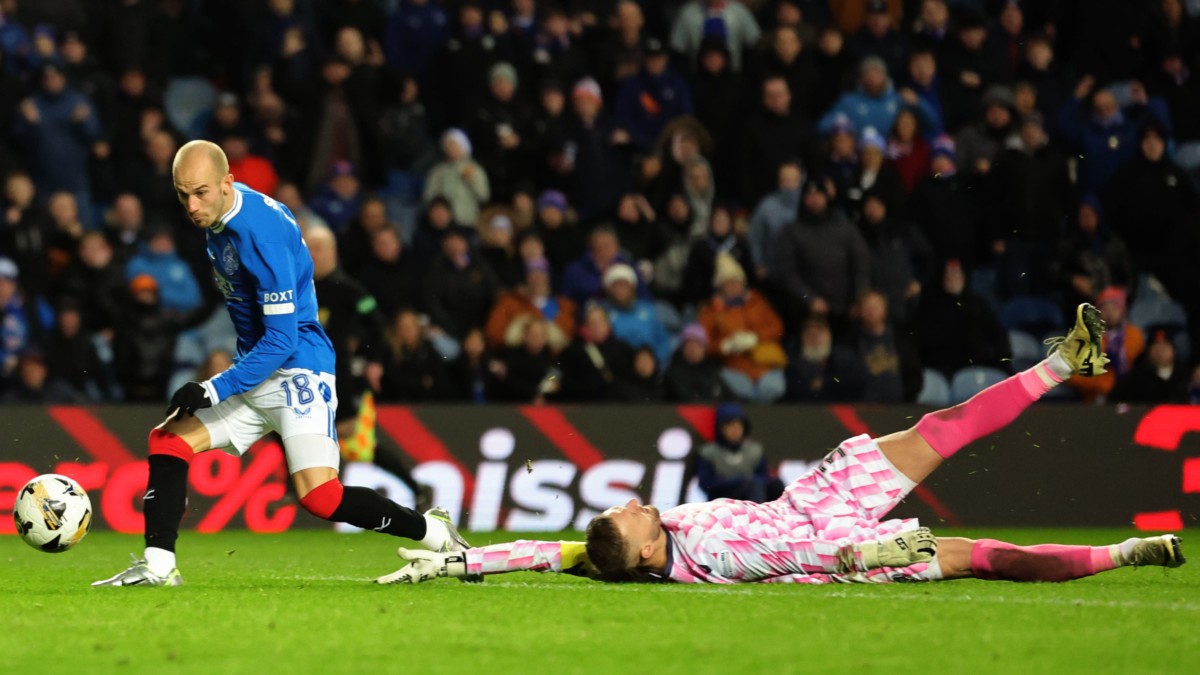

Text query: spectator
(379, 73), (438, 176)
(783, 314), (867, 402)
(886, 107), (932, 194)
(610, 193), (667, 266)
(821, 114), (860, 202)
(426, 2), (513, 128)
(45, 191), (86, 280)
(220, 134), (278, 197)
(593, 0), (648, 94)
(112, 274), (206, 402)
(682, 205), (755, 306)
(423, 128), (491, 228)
(1, 171), (50, 298)
(379, 308), (454, 402)
(846, 126), (905, 217)
(532, 190), (583, 282)
(561, 226), (633, 307)
(699, 253), (787, 403)
(0, 257), (34, 386)
(552, 303), (637, 402)
(811, 26), (857, 117)
(1, 347), (80, 404)
(410, 196), (460, 264)
(938, 9), (1002, 132)
(477, 211), (523, 288)
(818, 56), (940, 141)
(740, 75), (818, 204)
(911, 0), (952, 56)
(45, 299), (109, 402)
(955, 86), (1017, 178)
(56, 231), (124, 335)
(484, 258), (576, 352)
(662, 322), (726, 402)
(124, 228), (203, 314)
(309, 161), (365, 235)
(772, 181), (870, 325)
(120, 130), (179, 228)
(670, 0), (763, 73)
(846, 0), (909, 78)
(615, 38), (694, 152)
(1104, 121), (1197, 286)
(1056, 77), (1170, 196)
(851, 289), (921, 402)
(614, 346), (663, 402)
(986, 111), (1072, 298)
(469, 62), (532, 202)
(529, 80), (571, 190)
(103, 192), (146, 265)
(747, 160), (803, 282)
(384, 0), (449, 78)
(423, 228), (499, 339)
(1112, 330), (1190, 403)
(909, 136), (980, 270)
(354, 226), (420, 320)
(1056, 196), (1133, 317)
(491, 318), (557, 403)
(1015, 33), (1068, 123)
(448, 328), (496, 402)
(856, 193), (933, 324)
(10, 63), (102, 227)
(600, 263), (671, 366)
(682, 157), (716, 234)
(915, 259), (1011, 378)
(695, 403), (784, 503)
(904, 48), (944, 132)
(692, 38), (743, 187)
(1068, 286), (1145, 404)
(565, 77), (631, 222)
(1146, 49), (1200, 143)
(529, 6), (589, 90)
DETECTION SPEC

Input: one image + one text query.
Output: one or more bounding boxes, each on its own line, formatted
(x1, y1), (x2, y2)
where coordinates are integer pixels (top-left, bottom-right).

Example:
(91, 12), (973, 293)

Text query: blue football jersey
(200, 183), (335, 403)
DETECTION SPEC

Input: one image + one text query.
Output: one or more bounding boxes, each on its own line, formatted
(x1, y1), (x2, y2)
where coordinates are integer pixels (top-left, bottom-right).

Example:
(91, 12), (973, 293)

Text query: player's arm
(203, 232), (300, 404)
(377, 540), (597, 584)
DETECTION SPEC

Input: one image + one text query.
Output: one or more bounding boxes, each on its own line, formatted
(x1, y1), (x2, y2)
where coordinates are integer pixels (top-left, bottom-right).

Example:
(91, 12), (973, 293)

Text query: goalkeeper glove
(849, 527), (939, 571)
(167, 381), (213, 417)
(376, 548), (467, 585)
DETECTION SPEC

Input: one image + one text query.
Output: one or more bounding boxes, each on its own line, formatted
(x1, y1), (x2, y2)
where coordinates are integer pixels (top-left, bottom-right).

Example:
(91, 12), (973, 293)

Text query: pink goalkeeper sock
(970, 539), (1112, 582)
(915, 361), (1063, 459)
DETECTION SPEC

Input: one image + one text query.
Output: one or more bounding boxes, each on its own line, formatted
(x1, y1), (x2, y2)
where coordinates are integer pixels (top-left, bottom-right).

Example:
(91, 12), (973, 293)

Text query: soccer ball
(13, 474), (93, 553)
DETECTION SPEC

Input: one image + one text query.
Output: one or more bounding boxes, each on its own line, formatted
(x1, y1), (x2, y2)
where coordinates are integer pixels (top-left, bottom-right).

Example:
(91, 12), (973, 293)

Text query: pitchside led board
(0, 405), (1197, 535)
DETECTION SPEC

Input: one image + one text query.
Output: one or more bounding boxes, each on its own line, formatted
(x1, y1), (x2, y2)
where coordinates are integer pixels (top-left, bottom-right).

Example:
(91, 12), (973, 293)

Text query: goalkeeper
(380, 304), (1185, 585)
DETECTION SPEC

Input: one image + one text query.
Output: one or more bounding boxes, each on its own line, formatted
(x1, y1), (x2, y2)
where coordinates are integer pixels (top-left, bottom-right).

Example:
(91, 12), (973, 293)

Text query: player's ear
(639, 541), (654, 562)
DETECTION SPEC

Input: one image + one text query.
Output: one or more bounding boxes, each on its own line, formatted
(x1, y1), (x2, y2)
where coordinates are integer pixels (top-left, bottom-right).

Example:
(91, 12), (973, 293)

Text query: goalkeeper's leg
(932, 535), (1185, 582)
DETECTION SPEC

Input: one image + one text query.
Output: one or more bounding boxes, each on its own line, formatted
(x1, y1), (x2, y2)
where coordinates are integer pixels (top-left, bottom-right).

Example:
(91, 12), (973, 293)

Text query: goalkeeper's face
(605, 499), (662, 548)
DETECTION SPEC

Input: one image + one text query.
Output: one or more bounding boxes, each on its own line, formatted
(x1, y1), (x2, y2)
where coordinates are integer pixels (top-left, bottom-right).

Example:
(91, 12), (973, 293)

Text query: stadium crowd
(2, 0), (1199, 407)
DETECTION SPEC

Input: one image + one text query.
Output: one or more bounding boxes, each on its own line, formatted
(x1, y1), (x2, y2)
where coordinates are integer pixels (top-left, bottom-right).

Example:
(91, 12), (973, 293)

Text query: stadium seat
(999, 296), (1064, 336)
(950, 366), (1009, 404)
(1128, 297), (1188, 332)
(917, 369), (951, 406)
(1008, 330), (1042, 371)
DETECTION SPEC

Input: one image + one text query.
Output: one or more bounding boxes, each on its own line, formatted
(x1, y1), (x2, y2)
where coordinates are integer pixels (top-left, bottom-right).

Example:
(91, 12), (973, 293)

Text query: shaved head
(173, 139), (235, 228)
(174, 139), (229, 179)
(304, 225), (338, 278)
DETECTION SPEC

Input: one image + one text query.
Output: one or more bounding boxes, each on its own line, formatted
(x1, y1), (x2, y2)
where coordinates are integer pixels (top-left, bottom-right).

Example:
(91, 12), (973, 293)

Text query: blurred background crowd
(2, 0), (1199, 407)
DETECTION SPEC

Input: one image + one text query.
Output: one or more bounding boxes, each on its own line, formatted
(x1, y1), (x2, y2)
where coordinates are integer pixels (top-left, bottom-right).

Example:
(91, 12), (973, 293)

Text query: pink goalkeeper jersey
(655, 434), (926, 584)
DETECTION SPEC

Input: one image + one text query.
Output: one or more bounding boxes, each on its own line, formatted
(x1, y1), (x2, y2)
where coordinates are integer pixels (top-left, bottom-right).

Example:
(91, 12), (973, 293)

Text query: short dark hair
(586, 515), (635, 581)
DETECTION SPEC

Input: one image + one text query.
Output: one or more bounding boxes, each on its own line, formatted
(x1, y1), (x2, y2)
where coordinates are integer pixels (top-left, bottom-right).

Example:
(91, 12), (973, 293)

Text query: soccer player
(95, 141), (465, 587)
(378, 304), (1185, 585)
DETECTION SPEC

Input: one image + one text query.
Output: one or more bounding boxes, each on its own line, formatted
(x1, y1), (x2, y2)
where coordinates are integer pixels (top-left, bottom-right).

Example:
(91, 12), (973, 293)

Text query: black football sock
(143, 455), (189, 553)
(332, 486), (427, 539)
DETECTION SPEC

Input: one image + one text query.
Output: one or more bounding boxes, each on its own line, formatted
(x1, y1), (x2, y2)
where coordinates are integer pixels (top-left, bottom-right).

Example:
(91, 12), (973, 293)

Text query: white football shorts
(194, 368), (340, 473)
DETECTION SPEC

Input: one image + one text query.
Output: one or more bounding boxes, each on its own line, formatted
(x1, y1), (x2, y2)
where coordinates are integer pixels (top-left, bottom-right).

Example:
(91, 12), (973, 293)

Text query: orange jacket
(698, 291), (786, 381)
(1068, 324), (1145, 402)
(484, 290), (577, 350)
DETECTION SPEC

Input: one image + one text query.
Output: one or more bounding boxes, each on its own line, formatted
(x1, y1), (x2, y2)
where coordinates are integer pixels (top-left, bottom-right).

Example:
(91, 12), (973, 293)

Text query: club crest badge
(222, 242), (238, 276)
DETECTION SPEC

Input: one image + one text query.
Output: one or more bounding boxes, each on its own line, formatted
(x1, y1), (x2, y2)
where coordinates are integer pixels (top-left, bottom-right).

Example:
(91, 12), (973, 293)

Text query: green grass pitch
(1, 529), (1196, 674)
